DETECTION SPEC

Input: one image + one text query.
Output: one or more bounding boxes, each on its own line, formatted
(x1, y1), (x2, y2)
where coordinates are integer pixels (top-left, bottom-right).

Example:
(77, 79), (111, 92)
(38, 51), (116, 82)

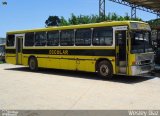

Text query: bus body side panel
(73, 56), (115, 73)
(37, 55), (60, 69)
(22, 53), (116, 73)
(59, 55), (76, 70)
(45, 56), (60, 69)
(22, 54), (29, 66)
(5, 55), (16, 64)
(22, 47), (116, 73)
(5, 48), (17, 65)
(75, 56), (96, 72)
(21, 54), (61, 69)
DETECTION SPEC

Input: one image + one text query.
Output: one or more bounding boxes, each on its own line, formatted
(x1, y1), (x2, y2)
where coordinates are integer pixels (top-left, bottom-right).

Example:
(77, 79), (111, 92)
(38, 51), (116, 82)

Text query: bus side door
(15, 34), (24, 65)
(113, 26), (129, 75)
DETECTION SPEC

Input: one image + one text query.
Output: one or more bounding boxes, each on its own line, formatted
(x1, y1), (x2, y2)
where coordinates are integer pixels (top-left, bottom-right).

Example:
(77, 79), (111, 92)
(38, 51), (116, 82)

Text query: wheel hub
(100, 65), (109, 76)
(30, 60), (35, 69)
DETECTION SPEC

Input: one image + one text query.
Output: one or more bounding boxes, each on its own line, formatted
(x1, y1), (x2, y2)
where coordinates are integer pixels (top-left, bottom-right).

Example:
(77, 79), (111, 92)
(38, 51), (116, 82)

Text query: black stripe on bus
(6, 49), (16, 54)
(22, 49), (115, 56)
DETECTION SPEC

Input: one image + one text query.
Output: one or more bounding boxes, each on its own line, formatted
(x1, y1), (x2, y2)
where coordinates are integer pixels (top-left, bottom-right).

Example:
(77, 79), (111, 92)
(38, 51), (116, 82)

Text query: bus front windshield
(130, 31), (153, 53)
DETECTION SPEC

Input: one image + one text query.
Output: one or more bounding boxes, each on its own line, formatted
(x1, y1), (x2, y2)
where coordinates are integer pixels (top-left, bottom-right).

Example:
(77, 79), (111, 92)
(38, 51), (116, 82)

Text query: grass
(0, 61), (3, 64)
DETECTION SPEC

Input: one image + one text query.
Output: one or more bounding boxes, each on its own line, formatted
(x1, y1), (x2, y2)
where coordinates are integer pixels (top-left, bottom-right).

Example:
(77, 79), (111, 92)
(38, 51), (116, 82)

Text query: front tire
(97, 60), (113, 79)
(29, 57), (38, 71)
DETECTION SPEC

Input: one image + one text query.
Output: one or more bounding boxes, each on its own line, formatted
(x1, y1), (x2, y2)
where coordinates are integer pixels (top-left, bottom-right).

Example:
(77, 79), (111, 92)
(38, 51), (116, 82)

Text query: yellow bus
(5, 21), (154, 79)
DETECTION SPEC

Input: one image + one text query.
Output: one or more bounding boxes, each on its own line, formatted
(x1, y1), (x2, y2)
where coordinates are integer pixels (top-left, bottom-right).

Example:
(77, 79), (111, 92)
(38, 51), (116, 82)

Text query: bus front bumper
(131, 64), (155, 76)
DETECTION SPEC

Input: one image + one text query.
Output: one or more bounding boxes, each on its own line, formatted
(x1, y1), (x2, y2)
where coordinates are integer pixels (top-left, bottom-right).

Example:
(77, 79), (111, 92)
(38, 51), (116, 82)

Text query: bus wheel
(29, 57), (38, 71)
(97, 60), (113, 79)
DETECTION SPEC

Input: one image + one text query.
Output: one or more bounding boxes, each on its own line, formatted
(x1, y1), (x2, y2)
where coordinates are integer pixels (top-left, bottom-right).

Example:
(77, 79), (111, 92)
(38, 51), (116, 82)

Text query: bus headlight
(136, 62), (141, 65)
(132, 61), (141, 65)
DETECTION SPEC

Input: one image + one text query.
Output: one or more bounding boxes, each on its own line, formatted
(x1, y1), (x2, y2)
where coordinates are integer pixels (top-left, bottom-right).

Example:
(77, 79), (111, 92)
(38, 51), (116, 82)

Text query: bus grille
(136, 54), (154, 61)
(140, 60), (151, 65)
(141, 65), (152, 71)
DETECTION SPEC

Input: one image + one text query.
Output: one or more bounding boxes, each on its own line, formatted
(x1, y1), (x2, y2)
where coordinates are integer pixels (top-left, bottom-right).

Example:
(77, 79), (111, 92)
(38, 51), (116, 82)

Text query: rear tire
(29, 57), (38, 71)
(97, 60), (113, 79)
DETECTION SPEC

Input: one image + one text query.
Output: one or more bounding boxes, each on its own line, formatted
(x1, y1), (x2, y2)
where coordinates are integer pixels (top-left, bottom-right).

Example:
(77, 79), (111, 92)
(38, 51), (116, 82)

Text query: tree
(45, 13), (142, 26)
(124, 13), (130, 20)
(60, 16), (69, 26)
(2, 1), (7, 5)
(68, 13), (78, 25)
(45, 16), (61, 26)
(147, 18), (160, 28)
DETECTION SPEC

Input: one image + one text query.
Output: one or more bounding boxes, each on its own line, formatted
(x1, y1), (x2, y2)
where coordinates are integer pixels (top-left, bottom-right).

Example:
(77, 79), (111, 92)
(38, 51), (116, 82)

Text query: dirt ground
(0, 64), (160, 110)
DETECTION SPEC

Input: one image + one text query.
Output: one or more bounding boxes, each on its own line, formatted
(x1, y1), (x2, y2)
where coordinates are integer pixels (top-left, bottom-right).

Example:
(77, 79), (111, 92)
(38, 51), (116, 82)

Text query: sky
(0, 0), (157, 37)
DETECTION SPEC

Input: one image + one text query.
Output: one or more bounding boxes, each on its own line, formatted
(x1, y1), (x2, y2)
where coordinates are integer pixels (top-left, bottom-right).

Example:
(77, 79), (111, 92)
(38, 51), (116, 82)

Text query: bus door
(15, 34), (24, 65)
(113, 26), (129, 75)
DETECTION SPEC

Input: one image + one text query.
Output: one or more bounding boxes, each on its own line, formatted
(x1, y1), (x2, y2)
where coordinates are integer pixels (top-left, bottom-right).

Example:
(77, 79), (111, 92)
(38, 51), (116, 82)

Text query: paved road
(0, 64), (160, 110)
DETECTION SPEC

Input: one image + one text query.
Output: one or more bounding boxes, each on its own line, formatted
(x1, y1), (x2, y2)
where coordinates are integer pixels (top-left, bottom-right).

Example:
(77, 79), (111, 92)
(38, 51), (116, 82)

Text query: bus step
(119, 67), (126, 74)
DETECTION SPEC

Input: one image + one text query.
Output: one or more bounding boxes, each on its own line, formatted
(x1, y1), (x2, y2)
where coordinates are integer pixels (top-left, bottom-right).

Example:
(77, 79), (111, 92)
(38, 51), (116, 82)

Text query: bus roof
(7, 21), (148, 34)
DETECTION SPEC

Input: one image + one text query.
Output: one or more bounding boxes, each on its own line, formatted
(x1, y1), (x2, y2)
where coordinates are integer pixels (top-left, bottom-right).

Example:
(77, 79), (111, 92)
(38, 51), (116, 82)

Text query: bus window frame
(23, 27), (116, 48)
(6, 34), (16, 49)
(75, 28), (92, 46)
(92, 27), (114, 47)
(24, 32), (35, 47)
(34, 31), (47, 47)
(60, 29), (75, 46)
(47, 30), (60, 46)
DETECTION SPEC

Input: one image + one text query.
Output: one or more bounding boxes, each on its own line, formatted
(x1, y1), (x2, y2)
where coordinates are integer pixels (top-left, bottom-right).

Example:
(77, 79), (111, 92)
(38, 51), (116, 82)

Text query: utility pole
(99, 0), (105, 20)
(131, 5), (136, 19)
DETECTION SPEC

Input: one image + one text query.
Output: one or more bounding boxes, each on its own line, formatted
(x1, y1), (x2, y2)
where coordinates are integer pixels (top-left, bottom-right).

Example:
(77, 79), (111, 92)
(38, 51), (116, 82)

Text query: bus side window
(7, 34), (15, 47)
(47, 31), (59, 46)
(35, 32), (47, 46)
(25, 32), (34, 46)
(60, 30), (74, 46)
(75, 29), (91, 46)
(93, 27), (113, 46)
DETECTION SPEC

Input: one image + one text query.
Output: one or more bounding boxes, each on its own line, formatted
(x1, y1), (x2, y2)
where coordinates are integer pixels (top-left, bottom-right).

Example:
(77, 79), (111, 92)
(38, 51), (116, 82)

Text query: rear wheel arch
(96, 58), (113, 79)
(28, 56), (36, 64)
(28, 56), (38, 71)
(95, 58), (112, 71)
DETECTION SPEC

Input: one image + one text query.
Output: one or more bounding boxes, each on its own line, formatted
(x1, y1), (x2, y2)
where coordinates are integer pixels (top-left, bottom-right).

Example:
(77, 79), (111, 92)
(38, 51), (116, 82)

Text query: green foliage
(45, 16), (61, 26)
(45, 13), (142, 27)
(147, 18), (160, 28)
(2, 1), (7, 5)
(59, 16), (69, 26)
